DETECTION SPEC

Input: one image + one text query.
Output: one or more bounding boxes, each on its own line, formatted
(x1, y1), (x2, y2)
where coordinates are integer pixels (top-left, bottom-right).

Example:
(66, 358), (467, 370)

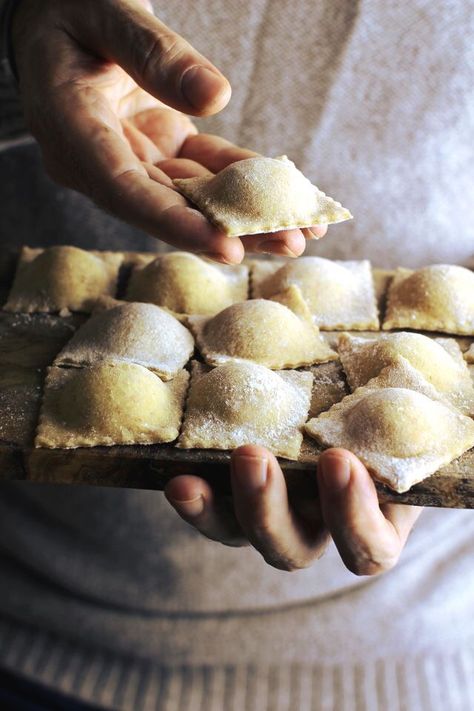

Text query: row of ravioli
(5, 245), (474, 336)
(33, 282), (474, 492)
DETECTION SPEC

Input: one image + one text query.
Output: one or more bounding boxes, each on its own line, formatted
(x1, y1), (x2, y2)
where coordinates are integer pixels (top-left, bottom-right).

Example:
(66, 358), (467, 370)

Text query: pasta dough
(252, 257), (379, 329)
(187, 291), (337, 369)
(351, 354), (465, 409)
(173, 155), (352, 237)
(338, 331), (474, 415)
(178, 361), (313, 459)
(36, 363), (189, 448)
(125, 251), (248, 316)
(54, 301), (194, 380)
(4, 246), (122, 314)
(383, 264), (474, 334)
(305, 360), (474, 492)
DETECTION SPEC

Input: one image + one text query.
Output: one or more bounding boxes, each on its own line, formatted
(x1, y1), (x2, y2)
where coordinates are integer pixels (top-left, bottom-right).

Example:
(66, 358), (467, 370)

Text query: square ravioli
(35, 363), (189, 448)
(338, 331), (474, 415)
(54, 301), (194, 381)
(187, 286), (337, 369)
(173, 155), (352, 237)
(251, 256), (379, 330)
(4, 246), (123, 314)
(125, 251), (248, 317)
(177, 361), (313, 460)
(383, 264), (474, 334)
(305, 358), (474, 492)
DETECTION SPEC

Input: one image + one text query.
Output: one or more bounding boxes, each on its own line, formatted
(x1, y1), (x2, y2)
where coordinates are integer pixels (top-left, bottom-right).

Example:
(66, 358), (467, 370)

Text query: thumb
(65, 0), (231, 116)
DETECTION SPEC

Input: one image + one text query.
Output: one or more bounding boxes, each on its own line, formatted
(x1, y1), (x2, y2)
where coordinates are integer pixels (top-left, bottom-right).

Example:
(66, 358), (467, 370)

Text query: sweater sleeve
(0, 0), (27, 141)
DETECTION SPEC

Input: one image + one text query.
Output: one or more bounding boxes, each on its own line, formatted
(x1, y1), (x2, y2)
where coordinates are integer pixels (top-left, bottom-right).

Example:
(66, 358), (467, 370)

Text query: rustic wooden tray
(0, 247), (473, 509)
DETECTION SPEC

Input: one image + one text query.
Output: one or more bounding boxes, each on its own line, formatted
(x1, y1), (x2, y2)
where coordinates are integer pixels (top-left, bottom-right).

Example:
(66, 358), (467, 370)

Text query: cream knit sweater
(0, 2), (473, 709)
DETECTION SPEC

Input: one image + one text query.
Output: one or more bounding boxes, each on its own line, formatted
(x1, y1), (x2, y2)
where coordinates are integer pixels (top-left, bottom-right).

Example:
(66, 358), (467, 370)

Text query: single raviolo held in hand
(173, 155), (352, 237)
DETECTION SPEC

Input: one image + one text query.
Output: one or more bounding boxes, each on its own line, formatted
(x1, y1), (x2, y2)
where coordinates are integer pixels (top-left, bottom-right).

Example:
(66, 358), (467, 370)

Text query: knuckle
(138, 34), (162, 81)
(261, 552), (311, 572)
(256, 539), (319, 572)
(288, 557), (314, 571)
(248, 515), (329, 573)
(138, 32), (185, 84)
(219, 538), (250, 549)
(158, 36), (186, 71)
(347, 546), (400, 576)
(197, 524), (248, 549)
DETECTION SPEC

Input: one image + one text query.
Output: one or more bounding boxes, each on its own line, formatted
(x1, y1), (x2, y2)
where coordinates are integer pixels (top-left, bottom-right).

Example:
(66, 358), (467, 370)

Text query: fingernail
(257, 241), (298, 257)
(233, 455), (267, 494)
(309, 225), (328, 238)
(181, 66), (229, 110)
(319, 455), (351, 493)
(170, 495), (204, 517)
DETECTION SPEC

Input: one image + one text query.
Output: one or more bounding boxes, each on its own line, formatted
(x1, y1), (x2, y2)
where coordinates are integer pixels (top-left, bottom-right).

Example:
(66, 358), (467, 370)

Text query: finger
(141, 162), (173, 186)
(157, 158), (213, 179)
(231, 445), (329, 571)
(122, 118), (163, 163)
(179, 133), (259, 172)
(152, 203), (244, 264)
(302, 226), (328, 240)
(380, 501), (424, 547)
(39, 84), (244, 264)
(63, 0), (231, 115)
(130, 108), (198, 158)
(317, 449), (423, 576)
(164, 475), (248, 547)
(242, 230), (307, 257)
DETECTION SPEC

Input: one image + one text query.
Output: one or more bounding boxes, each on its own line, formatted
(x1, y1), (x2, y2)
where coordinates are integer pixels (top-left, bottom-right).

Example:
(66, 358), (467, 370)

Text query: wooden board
(0, 248), (473, 508)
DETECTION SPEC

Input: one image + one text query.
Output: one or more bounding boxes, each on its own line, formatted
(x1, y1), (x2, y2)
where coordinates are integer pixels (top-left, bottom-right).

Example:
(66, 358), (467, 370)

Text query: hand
(165, 446), (422, 574)
(11, 0), (326, 263)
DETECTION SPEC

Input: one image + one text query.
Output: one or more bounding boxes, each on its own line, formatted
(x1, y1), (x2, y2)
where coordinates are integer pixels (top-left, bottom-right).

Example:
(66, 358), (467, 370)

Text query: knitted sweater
(0, 2), (473, 709)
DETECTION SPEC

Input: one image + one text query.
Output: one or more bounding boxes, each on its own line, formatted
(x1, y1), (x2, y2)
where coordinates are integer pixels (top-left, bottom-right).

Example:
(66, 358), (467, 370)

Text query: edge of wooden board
(1, 443), (472, 509)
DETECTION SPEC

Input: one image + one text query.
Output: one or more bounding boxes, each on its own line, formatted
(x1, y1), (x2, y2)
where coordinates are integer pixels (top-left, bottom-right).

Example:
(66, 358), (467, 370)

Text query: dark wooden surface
(0, 247), (473, 508)
(2, 439), (473, 509)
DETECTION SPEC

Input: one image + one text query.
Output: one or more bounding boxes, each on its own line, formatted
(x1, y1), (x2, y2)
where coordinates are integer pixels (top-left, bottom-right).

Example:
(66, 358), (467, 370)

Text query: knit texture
(0, 616), (473, 710)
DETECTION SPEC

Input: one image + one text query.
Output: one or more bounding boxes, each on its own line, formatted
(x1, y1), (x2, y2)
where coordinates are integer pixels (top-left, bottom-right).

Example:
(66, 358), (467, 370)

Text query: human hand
(165, 446), (422, 574)
(11, 0), (326, 263)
